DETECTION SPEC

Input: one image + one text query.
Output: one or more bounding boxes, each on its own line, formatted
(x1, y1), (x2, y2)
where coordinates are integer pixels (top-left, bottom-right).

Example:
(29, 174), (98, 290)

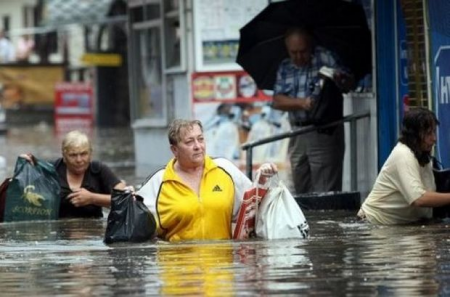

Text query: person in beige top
(359, 107), (448, 225)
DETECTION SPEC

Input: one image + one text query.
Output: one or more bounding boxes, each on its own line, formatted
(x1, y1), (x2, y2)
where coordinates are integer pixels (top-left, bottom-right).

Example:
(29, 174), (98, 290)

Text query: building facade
(126, 0), (377, 197)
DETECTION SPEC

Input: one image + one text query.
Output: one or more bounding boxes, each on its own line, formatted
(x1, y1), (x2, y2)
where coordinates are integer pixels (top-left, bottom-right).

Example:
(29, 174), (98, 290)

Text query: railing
(241, 111), (371, 191)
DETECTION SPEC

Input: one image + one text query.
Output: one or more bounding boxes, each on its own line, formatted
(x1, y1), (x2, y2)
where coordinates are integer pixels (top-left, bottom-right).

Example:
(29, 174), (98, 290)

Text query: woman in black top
(22, 130), (126, 218)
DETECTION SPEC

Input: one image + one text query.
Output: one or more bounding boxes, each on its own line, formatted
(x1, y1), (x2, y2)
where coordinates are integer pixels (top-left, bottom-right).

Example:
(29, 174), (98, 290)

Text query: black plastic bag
(432, 158), (450, 218)
(4, 156), (61, 222)
(307, 77), (344, 126)
(433, 158), (450, 192)
(104, 189), (156, 244)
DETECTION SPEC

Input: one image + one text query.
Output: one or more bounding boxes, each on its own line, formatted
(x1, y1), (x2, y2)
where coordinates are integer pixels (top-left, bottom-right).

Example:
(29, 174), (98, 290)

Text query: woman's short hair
(62, 130), (92, 153)
(168, 119), (203, 145)
(399, 107), (439, 166)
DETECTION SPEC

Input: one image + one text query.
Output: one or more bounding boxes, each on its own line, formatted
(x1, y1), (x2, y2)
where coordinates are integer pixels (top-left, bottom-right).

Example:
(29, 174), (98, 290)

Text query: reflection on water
(0, 212), (450, 295)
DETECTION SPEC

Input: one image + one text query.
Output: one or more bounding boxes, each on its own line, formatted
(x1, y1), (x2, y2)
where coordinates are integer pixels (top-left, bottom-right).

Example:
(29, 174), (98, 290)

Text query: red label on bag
(233, 187), (268, 240)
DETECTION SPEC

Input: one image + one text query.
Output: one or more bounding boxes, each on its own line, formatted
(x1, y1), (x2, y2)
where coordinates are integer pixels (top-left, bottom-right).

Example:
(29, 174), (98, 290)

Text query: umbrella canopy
(236, 0), (372, 90)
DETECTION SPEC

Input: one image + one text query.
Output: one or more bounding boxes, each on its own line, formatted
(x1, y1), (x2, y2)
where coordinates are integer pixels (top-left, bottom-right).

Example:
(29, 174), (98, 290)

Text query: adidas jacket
(137, 156), (252, 242)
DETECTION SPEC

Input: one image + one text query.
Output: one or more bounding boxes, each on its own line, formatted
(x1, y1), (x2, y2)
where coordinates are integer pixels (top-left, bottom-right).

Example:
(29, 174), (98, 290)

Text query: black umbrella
(236, 0), (372, 90)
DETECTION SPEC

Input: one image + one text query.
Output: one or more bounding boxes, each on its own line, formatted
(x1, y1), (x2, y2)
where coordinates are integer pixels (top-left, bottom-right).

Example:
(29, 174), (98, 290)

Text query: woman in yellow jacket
(137, 119), (277, 242)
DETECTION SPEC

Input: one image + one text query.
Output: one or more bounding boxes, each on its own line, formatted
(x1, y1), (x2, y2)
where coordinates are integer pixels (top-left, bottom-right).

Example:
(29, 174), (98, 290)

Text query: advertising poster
(54, 82), (93, 135)
(192, 71), (290, 168)
(428, 0), (450, 167)
(0, 65), (64, 108)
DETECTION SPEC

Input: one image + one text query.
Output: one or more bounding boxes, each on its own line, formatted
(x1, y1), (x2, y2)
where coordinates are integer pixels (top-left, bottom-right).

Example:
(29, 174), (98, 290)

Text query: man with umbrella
(236, 0), (371, 194)
(272, 26), (354, 194)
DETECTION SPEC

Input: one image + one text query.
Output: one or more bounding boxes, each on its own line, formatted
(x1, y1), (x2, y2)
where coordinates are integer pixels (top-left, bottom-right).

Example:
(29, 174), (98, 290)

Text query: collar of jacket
(162, 155), (217, 182)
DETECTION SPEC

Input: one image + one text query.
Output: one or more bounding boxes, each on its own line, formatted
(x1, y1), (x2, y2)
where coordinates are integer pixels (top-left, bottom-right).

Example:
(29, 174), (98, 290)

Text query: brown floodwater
(1, 126), (450, 296)
(0, 212), (449, 296)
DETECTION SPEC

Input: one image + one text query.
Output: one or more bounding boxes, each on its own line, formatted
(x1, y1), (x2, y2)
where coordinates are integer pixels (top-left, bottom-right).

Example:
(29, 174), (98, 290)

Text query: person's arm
(68, 162), (126, 208)
(391, 147), (443, 208)
(137, 169), (164, 216)
(412, 191), (450, 207)
(67, 188), (113, 208)
(137, 169), (165, 238)
(214, 159), (278, 222)
(214, 158), (252, 222)
(272, 61), (314, 112)
(272, 94), (313, 111)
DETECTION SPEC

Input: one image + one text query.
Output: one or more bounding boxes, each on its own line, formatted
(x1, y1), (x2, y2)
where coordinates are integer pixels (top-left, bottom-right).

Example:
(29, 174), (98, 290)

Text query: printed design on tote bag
(22, 185), (46, 207)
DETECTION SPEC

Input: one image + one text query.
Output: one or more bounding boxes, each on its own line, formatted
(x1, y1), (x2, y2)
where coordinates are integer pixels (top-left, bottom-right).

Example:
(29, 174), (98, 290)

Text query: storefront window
(164, 0), (183, 70)
(144, 3), (161, 20)
(134, 26), (165, 124)
(130, 6), (143, 23)
(164, 0), (179, 11)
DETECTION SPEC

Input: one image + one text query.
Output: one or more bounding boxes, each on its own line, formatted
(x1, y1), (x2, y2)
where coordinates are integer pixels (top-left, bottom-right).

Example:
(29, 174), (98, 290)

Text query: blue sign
(428, 0), (450, 167)
(396, 0), (409, 120)
(433, 46), (450, 166)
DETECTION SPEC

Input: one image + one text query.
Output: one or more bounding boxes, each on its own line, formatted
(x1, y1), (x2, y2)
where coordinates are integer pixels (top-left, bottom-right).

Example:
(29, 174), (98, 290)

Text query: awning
(42, 0), (117, 27)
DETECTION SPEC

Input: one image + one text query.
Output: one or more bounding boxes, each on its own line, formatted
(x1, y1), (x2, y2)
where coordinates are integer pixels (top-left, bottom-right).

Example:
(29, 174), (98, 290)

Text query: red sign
(54, 82), (93, 135)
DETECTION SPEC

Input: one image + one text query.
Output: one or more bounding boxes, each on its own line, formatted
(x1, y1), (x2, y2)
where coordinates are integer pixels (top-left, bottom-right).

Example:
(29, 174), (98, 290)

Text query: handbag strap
(253, 170), (262, 201)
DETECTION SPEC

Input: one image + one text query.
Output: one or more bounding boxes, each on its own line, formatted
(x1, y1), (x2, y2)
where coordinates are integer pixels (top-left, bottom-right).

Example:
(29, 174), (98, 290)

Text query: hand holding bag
(4, 155), (61, 222)
(255, 175), (309, 240)
(104, 189), (156, 244)
(233, 171), (269, 240)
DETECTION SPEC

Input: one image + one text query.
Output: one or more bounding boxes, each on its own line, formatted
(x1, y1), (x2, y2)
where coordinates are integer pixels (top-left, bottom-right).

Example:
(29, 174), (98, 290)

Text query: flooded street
(1, 126), (450, 296)
(1, 213), (450, 296)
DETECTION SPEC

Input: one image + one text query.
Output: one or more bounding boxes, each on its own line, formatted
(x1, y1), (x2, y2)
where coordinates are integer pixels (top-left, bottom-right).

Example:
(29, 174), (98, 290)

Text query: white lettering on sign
(441, 76), (450, 104)
(437, 66), (450, 104)
(400, 47), (407, 60)
(434, 46), (450, 105)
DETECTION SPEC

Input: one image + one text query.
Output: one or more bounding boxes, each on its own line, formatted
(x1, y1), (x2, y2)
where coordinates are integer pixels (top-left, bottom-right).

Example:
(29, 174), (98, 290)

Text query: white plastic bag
(255, 177), (309, 239)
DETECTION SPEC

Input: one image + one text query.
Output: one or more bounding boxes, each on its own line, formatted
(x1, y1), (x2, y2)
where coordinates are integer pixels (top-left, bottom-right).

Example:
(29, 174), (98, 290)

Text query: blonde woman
(21, 130), (126, 218)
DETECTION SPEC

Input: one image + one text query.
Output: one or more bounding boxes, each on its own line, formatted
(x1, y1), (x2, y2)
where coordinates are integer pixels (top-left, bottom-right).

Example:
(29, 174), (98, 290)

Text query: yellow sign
(81, 53), (122, 66)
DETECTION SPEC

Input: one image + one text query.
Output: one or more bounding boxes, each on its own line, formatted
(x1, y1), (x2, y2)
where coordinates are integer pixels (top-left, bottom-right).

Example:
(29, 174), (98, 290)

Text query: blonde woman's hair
(168, 119), (203, 145)
(62, 130), (92, 153)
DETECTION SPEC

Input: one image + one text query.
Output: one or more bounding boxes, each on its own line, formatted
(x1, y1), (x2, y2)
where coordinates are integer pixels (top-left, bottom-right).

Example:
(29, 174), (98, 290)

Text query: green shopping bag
(4, 156), (61, 222)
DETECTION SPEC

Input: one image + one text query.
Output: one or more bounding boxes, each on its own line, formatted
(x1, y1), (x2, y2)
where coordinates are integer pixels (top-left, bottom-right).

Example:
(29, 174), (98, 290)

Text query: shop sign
(214, 75), (236, 100)
(54, 82), (93, 134)
(192, 76), (215, 100)
(81, 53), (122, 66)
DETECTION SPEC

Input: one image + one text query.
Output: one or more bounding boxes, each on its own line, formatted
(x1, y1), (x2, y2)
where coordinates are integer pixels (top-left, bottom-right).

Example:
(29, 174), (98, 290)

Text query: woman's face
(421, 125), (437, 153)
(63, 145), (91, 175)
(171, 124), (206, 168)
